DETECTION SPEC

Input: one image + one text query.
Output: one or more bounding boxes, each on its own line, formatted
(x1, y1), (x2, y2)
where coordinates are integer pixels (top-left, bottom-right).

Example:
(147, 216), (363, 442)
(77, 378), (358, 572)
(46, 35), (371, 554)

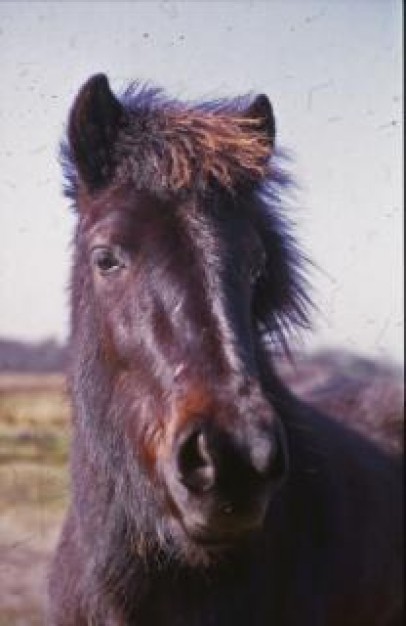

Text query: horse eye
(91, 246), (125, 275)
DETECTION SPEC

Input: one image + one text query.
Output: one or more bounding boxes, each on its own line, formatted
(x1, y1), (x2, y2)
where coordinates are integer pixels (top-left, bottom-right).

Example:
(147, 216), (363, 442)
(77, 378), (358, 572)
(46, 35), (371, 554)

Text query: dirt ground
(0, 499), (63, 626)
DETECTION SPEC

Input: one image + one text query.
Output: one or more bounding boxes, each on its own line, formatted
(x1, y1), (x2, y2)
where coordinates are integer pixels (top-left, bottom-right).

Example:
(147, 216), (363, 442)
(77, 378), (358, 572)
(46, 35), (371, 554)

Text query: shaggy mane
(114, 108), (272, 193)
(62, 84), (275, 198)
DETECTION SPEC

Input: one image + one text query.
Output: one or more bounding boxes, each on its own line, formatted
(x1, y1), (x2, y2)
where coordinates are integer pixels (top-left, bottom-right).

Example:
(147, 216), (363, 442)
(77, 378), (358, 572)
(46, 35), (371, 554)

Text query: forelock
(111, 87), (273, 195)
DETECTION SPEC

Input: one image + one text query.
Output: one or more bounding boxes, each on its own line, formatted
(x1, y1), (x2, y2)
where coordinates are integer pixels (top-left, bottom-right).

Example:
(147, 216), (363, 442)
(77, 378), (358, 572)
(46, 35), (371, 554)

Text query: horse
(48, 74), (403, 626)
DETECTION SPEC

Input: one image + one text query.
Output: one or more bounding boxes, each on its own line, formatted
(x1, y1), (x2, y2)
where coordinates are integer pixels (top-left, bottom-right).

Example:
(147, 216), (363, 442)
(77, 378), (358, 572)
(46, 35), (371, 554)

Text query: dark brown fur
(48, 74), (403, 626)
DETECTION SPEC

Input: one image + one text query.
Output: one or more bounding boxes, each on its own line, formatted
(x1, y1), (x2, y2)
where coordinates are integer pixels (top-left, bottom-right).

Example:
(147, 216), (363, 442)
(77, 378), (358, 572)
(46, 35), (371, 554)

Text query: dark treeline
(0, 338), (67, 372)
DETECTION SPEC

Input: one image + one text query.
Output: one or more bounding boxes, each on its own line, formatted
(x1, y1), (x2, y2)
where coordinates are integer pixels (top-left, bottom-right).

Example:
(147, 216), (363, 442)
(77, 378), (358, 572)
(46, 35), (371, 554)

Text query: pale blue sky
(0, 1), (402, 361)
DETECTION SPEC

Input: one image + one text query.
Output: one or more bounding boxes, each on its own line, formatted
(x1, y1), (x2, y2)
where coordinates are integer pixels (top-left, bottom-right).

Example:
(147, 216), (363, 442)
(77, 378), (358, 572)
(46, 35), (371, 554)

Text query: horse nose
(174, 419), (287, 502)
(177, 428), (217, 494)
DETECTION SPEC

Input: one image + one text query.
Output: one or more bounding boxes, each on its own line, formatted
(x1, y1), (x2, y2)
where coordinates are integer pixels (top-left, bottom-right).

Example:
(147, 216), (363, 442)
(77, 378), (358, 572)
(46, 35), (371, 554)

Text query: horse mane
(61, 83), (277, 199)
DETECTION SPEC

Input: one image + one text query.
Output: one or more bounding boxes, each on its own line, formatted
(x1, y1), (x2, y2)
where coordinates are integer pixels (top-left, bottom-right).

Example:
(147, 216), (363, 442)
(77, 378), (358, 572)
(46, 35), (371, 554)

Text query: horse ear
(246, 94), (276, 145)
(68, 74), (124, 192)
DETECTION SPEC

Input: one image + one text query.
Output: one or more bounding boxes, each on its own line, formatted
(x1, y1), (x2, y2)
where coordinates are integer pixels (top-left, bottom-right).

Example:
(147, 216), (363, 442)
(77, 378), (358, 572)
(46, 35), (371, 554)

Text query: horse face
(77, 184), (288, 558)
(65, 74), (298, 563)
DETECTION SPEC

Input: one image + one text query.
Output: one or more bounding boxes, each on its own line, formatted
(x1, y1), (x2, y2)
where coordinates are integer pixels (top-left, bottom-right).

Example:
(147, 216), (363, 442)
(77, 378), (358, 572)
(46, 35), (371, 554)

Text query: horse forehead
(80, 187), (223, 252)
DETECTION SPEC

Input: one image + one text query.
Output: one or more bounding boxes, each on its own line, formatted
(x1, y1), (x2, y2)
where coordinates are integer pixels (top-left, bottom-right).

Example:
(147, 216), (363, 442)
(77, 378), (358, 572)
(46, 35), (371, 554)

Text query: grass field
(0, 374), (70, 626)
(0, 356), (403, 625)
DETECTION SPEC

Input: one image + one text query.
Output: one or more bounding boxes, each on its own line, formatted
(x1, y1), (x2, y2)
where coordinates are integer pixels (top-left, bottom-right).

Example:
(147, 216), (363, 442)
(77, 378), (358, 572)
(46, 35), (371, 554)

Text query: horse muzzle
(162, 411), (288, 548)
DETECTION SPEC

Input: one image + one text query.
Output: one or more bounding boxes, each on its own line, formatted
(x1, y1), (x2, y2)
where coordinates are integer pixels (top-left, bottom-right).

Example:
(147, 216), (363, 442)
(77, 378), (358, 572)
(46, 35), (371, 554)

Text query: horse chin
(165, 514), (253, 569)
(179, 534), (235, 569)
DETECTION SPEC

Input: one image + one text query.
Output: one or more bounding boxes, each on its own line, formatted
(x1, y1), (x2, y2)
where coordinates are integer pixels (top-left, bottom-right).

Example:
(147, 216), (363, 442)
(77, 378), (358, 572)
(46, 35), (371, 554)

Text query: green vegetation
(0, 381), (69, 466)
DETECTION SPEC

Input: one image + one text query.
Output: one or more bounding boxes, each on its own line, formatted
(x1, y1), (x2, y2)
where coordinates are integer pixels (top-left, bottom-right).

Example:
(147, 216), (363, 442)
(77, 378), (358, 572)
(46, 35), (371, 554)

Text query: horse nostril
(177, 429), (216, 494)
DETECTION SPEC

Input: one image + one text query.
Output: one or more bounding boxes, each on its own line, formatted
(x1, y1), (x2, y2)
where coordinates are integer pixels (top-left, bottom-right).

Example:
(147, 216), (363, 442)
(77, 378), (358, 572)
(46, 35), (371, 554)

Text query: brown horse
(48, 74), (403, 626)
